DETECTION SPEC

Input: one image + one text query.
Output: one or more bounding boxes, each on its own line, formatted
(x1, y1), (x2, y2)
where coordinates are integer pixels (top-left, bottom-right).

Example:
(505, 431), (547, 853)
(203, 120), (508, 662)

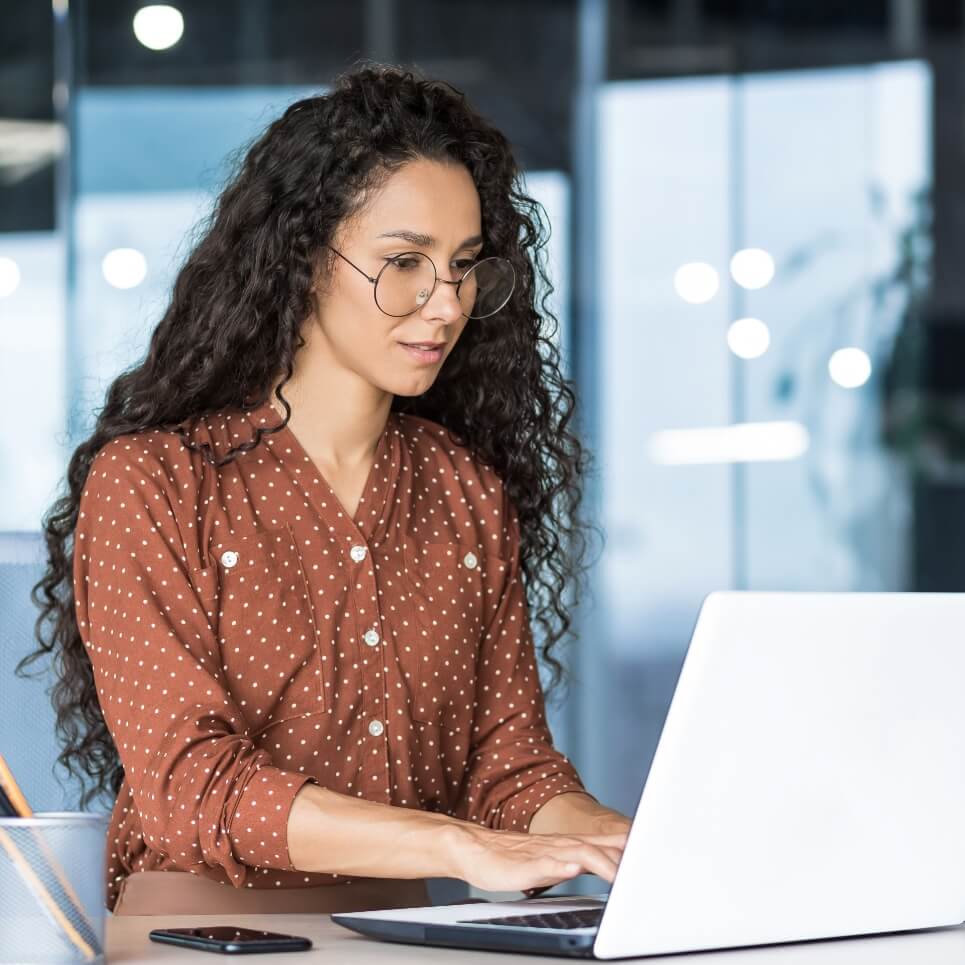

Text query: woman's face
(311, 157), (483, 399)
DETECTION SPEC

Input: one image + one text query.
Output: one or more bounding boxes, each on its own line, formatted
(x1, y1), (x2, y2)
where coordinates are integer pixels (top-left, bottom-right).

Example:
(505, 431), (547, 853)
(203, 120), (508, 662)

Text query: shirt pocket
(202, 525), (326, 734)
(401, 537), (507, 728)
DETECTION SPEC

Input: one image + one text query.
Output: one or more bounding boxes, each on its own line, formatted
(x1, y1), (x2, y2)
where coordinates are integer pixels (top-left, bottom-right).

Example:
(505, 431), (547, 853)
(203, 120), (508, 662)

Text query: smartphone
(149, 926), (312, 954)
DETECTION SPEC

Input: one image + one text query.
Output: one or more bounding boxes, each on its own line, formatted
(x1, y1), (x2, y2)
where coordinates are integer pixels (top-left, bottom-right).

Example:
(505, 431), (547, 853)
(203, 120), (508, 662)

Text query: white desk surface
(106, 912), (965, 963)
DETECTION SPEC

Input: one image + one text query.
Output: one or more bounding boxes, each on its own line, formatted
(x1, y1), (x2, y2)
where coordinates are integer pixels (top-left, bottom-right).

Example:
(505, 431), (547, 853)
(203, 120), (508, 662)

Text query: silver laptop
(332, 590), (965, 958)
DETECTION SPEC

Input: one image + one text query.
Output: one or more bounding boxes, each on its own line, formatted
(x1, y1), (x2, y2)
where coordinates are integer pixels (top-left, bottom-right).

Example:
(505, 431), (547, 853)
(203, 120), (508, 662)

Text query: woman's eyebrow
(376, 229), (483, 248)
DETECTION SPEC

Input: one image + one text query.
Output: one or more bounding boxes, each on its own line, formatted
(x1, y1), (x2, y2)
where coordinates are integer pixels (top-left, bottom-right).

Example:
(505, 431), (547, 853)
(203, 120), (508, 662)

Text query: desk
(107, 913), (965, 963)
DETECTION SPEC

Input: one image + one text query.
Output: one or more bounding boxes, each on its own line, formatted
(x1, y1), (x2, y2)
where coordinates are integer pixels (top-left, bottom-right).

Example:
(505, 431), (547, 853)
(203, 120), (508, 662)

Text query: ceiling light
(133, 5), (184, 51)
(673, 262), (719, 304)
(828, 347), (872, 388)
(730, 248), (775, 290)
(727, 317), (770, 359)
(102, 248), (148, 289)
(648, 421), (810, 465)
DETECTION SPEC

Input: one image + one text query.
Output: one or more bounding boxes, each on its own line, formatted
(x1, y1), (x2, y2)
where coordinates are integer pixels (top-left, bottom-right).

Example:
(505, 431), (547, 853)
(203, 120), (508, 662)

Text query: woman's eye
(453, 258), (477, 271)
(389, 257), (419, 271)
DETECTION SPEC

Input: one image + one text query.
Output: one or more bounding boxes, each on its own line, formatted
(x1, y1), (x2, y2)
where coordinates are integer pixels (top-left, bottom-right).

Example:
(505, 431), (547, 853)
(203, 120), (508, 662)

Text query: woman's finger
(545, 845), (618, 883)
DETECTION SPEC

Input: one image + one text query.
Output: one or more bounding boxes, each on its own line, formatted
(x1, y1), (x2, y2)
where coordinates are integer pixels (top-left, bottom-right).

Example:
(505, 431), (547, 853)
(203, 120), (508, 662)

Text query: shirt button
(220, 550), (238, 568)
(463, 551), (478, 569)
(350, 544), (368, 562)
(368, 719), (384, 737)
(363, 628), (380, 647)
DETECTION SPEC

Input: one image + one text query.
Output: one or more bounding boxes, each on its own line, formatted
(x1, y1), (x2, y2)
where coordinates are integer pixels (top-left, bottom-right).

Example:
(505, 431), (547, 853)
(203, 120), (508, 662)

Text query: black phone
(149, 926), (312, 954)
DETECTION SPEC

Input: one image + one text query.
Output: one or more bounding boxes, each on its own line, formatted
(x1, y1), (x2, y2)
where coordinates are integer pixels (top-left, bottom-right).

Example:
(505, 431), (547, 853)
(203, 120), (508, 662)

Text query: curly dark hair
(16, 60), (601, 812)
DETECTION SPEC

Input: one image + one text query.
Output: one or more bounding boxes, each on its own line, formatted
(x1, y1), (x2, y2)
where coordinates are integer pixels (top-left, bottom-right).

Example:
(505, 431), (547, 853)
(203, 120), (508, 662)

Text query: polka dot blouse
(72, 397), (595, 912)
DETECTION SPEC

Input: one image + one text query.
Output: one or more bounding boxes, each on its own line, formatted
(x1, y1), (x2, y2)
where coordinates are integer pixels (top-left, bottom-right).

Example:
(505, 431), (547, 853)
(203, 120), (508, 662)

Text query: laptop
(332, 590), (965, 958)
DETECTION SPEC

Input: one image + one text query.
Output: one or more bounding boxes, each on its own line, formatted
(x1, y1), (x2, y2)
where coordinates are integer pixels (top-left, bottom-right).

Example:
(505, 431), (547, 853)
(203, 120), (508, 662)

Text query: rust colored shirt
(72, 397), (594, 911)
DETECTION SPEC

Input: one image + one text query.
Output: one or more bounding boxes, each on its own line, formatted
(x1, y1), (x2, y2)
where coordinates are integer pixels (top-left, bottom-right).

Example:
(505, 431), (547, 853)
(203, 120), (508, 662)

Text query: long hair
(17, 61), (601, 811)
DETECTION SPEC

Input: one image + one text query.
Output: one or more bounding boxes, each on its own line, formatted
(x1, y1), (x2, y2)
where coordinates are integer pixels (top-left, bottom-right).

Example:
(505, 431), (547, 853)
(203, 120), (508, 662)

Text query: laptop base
(332, 914), (598, 958)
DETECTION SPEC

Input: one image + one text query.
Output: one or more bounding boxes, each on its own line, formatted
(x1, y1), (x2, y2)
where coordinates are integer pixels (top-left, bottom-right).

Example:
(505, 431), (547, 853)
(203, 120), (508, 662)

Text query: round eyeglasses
(326, 244), (516, 319)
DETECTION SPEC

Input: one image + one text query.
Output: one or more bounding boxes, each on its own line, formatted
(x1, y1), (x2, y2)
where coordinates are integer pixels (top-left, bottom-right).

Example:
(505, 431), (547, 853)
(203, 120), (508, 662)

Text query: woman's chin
(383, 369), (438, 398)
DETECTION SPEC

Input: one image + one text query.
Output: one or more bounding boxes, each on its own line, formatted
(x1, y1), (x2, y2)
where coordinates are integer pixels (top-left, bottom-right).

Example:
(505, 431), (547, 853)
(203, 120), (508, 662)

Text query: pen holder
(0, 812), (110, 964)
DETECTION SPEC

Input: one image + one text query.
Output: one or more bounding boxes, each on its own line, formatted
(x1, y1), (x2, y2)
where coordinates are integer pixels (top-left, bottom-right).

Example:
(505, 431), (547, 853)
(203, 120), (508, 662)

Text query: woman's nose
(422, 278), (465, 321)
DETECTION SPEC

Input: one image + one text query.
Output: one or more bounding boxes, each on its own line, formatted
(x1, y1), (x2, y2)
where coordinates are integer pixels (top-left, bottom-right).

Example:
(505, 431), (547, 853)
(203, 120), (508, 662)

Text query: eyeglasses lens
(375, 252), (515, 318)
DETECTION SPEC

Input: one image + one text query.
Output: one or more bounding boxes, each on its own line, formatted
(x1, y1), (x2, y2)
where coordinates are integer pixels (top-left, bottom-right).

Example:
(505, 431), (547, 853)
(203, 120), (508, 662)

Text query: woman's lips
(399, 342), (444, 364)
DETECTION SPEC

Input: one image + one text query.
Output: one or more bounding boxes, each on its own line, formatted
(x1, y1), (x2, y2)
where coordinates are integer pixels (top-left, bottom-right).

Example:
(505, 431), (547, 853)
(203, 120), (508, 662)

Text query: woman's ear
(310, 248), (335, 299)
(304, 250), (338, 332)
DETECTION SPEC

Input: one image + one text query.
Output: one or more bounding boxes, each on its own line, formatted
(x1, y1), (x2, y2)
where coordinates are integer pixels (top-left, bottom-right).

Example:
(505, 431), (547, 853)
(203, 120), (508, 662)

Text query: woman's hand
(520, 812), (633, 898)
(442, 823), (629, 894)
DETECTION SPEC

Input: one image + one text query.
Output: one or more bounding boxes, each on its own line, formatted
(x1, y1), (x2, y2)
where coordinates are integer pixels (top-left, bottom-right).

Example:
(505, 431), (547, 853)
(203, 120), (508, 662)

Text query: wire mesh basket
(0, 812), (109, 964)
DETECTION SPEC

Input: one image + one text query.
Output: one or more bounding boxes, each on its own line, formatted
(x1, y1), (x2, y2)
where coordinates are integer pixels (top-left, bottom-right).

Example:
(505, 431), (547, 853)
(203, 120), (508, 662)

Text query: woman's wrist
(584, 809), (633, 836)
(527, 791), (632, 837)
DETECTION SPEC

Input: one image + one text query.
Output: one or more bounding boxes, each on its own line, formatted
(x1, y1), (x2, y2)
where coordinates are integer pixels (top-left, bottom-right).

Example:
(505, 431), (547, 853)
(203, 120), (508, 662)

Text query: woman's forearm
(286, 782), (464, 879)
(527, 791), (632, 837)
(286, 784), (632, 882)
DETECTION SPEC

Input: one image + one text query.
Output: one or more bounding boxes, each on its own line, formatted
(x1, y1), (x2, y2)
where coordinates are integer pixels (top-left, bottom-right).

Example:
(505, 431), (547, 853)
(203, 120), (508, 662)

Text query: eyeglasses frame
(324, 243), (515, 319)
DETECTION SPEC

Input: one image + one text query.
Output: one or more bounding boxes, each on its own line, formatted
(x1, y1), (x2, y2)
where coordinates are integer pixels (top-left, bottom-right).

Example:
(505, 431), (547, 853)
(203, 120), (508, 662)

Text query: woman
(22, 62), (631, 916)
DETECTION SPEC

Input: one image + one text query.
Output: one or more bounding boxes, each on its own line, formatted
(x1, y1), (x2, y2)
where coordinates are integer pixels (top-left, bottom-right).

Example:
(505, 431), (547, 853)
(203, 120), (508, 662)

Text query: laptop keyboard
(457, 908), (604, 931)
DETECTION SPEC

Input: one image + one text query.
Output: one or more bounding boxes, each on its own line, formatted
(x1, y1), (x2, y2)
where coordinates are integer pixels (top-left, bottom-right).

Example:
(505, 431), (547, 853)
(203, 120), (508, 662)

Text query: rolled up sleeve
(454, 483), (598, 833)
(72, 438), (317, 886)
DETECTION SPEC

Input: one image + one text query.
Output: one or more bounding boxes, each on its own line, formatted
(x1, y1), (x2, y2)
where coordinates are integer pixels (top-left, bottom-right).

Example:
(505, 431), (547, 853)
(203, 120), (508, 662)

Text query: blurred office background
(1, 0), (962, 893)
